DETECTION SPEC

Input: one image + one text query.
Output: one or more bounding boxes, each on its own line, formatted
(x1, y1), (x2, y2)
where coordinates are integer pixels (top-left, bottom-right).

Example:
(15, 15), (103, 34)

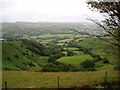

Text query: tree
(103, 58), (109, 63)
(67, 51), (74, 56)
(80, 59), (95, 68)
(86, 1), (120, 48)
(86, 0), (120, 86)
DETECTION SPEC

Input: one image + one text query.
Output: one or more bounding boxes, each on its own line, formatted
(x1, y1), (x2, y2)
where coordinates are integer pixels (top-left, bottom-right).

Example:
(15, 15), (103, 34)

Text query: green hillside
(2, 40), (48, 71)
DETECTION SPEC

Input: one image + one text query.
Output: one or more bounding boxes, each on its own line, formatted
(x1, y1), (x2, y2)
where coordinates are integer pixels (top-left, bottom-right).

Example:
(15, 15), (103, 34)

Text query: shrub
(41, 61), (78, 72)
(67, 51), (74, 56)
(14, 54), (19, 58)
(114, 65), (120, 70)
(27, 62), (36, 67)
(80, 59), (95, 68)
(103, 58), (109, 63)
(7, 57), (10, 60)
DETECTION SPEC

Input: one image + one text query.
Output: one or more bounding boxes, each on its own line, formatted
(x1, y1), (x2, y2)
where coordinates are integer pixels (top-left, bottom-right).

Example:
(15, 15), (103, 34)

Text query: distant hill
(2, 22), (103, 39)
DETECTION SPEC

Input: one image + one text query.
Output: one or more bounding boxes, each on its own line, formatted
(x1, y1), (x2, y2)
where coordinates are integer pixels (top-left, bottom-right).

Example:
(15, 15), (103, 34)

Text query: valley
(1, 22), (118, 88)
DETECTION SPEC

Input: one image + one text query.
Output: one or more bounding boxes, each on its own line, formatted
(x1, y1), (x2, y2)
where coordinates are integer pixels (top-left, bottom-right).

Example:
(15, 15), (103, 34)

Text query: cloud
(1, 0), (104, 22)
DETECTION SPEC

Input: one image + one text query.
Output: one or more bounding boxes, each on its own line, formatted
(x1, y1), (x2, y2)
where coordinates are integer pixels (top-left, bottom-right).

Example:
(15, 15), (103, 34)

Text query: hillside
(2, 37), (117, 71)
(2, 40), (48, 71)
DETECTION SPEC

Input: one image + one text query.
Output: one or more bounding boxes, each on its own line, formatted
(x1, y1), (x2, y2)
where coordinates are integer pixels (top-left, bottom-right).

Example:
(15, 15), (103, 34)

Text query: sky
(0, 0), (105, 22)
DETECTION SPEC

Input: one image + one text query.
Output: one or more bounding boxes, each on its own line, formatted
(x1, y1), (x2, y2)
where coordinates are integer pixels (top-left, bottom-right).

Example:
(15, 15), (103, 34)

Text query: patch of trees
(21, 39), (64, 56)
(14, 54), (19, 58)
(103, 58), (109, 63)
(67, 51), (74, 56)
(78, 46), (104, 62)
(67, 41), (78, 47)
(48, 53), (65, 62)
(44, 45), (64, 55)
(21, 39), (45, 55)
(27, 61), (36, 67)
(114, 65), (120, 70)
(41, 61), (78, 72)
(80, 60), (96, 71)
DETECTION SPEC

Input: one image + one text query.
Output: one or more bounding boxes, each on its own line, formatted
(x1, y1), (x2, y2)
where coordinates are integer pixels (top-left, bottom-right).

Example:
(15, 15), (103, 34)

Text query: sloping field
(57, 55), (93, 66)
(2, 70), (117, 88)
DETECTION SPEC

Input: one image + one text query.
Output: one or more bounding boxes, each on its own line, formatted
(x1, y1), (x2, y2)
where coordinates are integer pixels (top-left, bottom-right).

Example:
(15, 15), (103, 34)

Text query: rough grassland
(2, 70), (117, 88)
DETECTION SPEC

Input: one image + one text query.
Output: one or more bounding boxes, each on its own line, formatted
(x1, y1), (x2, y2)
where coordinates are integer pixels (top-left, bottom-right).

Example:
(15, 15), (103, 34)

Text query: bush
(14, 54), (19, 58)
(27, 62), (36, 67)
(114, 65), (120, 70)
(92, 55), (102, 62)
(48, 55), (56, 62)
(41, 61), (78, 72)
(48, 53), (65, 62)
(80, 59), (95, 68)
(67, 51), (74, 56)
(103, 58), (109, 63)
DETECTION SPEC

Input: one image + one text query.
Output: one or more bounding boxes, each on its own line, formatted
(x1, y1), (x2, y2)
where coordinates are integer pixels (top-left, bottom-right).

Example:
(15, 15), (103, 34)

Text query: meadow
(57, 55), (93, 66)
(2, 70), (117, 88)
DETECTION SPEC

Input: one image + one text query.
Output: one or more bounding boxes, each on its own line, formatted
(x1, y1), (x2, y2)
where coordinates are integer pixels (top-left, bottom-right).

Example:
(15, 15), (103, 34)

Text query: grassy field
(58, 39), (73, 43)
(57, 55), (93, 66)
(62, 51), (83, 55)
(63, 47), (79, 51)
(2, 70), (117, 88)
(78, 38), (117, 63)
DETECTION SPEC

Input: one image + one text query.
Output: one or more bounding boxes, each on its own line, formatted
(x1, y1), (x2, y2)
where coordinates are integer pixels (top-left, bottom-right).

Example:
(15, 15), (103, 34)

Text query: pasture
(57, 55), (93, 66)
(2, 70), (117, 88)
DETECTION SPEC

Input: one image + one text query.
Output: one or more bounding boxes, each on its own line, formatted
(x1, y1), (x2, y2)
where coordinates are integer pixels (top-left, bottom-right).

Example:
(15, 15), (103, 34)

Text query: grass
(2, 70), (117, 88)
(62, 51), (83, 55)
(63, 47), (79, 51)
(2, 41), (48, 71)
(57, 55), (93, 66)
(78, 38), (117, 64)
(95, 64), (114, 71)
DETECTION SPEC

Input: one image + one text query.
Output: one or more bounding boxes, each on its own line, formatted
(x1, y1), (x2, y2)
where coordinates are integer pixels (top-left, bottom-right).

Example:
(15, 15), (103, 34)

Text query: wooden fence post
(5, 81), (7, 90)
(104, 71), (108, 88)
(57, 76), (60, 89)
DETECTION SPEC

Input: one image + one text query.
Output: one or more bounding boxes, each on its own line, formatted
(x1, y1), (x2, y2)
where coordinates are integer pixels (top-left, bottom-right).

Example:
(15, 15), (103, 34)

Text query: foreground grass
(2, 70), (117, 88)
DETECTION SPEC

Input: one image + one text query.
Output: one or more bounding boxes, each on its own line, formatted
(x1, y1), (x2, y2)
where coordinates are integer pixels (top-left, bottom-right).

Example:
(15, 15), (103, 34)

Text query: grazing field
(78, 38), (117, 64)
(62, 51), (83, 55)
(58, 39), (73, 43)
(63, 47), (79, 51)
(57, 55), (93, 66)
(2, 70), (117, 88)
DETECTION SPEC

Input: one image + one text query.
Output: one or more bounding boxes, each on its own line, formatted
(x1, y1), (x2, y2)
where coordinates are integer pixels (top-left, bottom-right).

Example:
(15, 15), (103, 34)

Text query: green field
(58, 39), (73, 43)
(57, 55), (93, 66)
(2, 70), (117, 88)
(63, 47), (79, 51)
(62, 51), (83, 55)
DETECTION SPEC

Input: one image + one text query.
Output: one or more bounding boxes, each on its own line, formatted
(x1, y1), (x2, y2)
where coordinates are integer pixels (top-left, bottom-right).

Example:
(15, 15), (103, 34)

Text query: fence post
(57, 76), (60, 89)
(104, 71), (108, 88)
(5, 80), (7, 90)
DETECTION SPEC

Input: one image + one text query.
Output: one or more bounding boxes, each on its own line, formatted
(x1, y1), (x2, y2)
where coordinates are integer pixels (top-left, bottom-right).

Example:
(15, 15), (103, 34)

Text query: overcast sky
(0, 0), (104, 22)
